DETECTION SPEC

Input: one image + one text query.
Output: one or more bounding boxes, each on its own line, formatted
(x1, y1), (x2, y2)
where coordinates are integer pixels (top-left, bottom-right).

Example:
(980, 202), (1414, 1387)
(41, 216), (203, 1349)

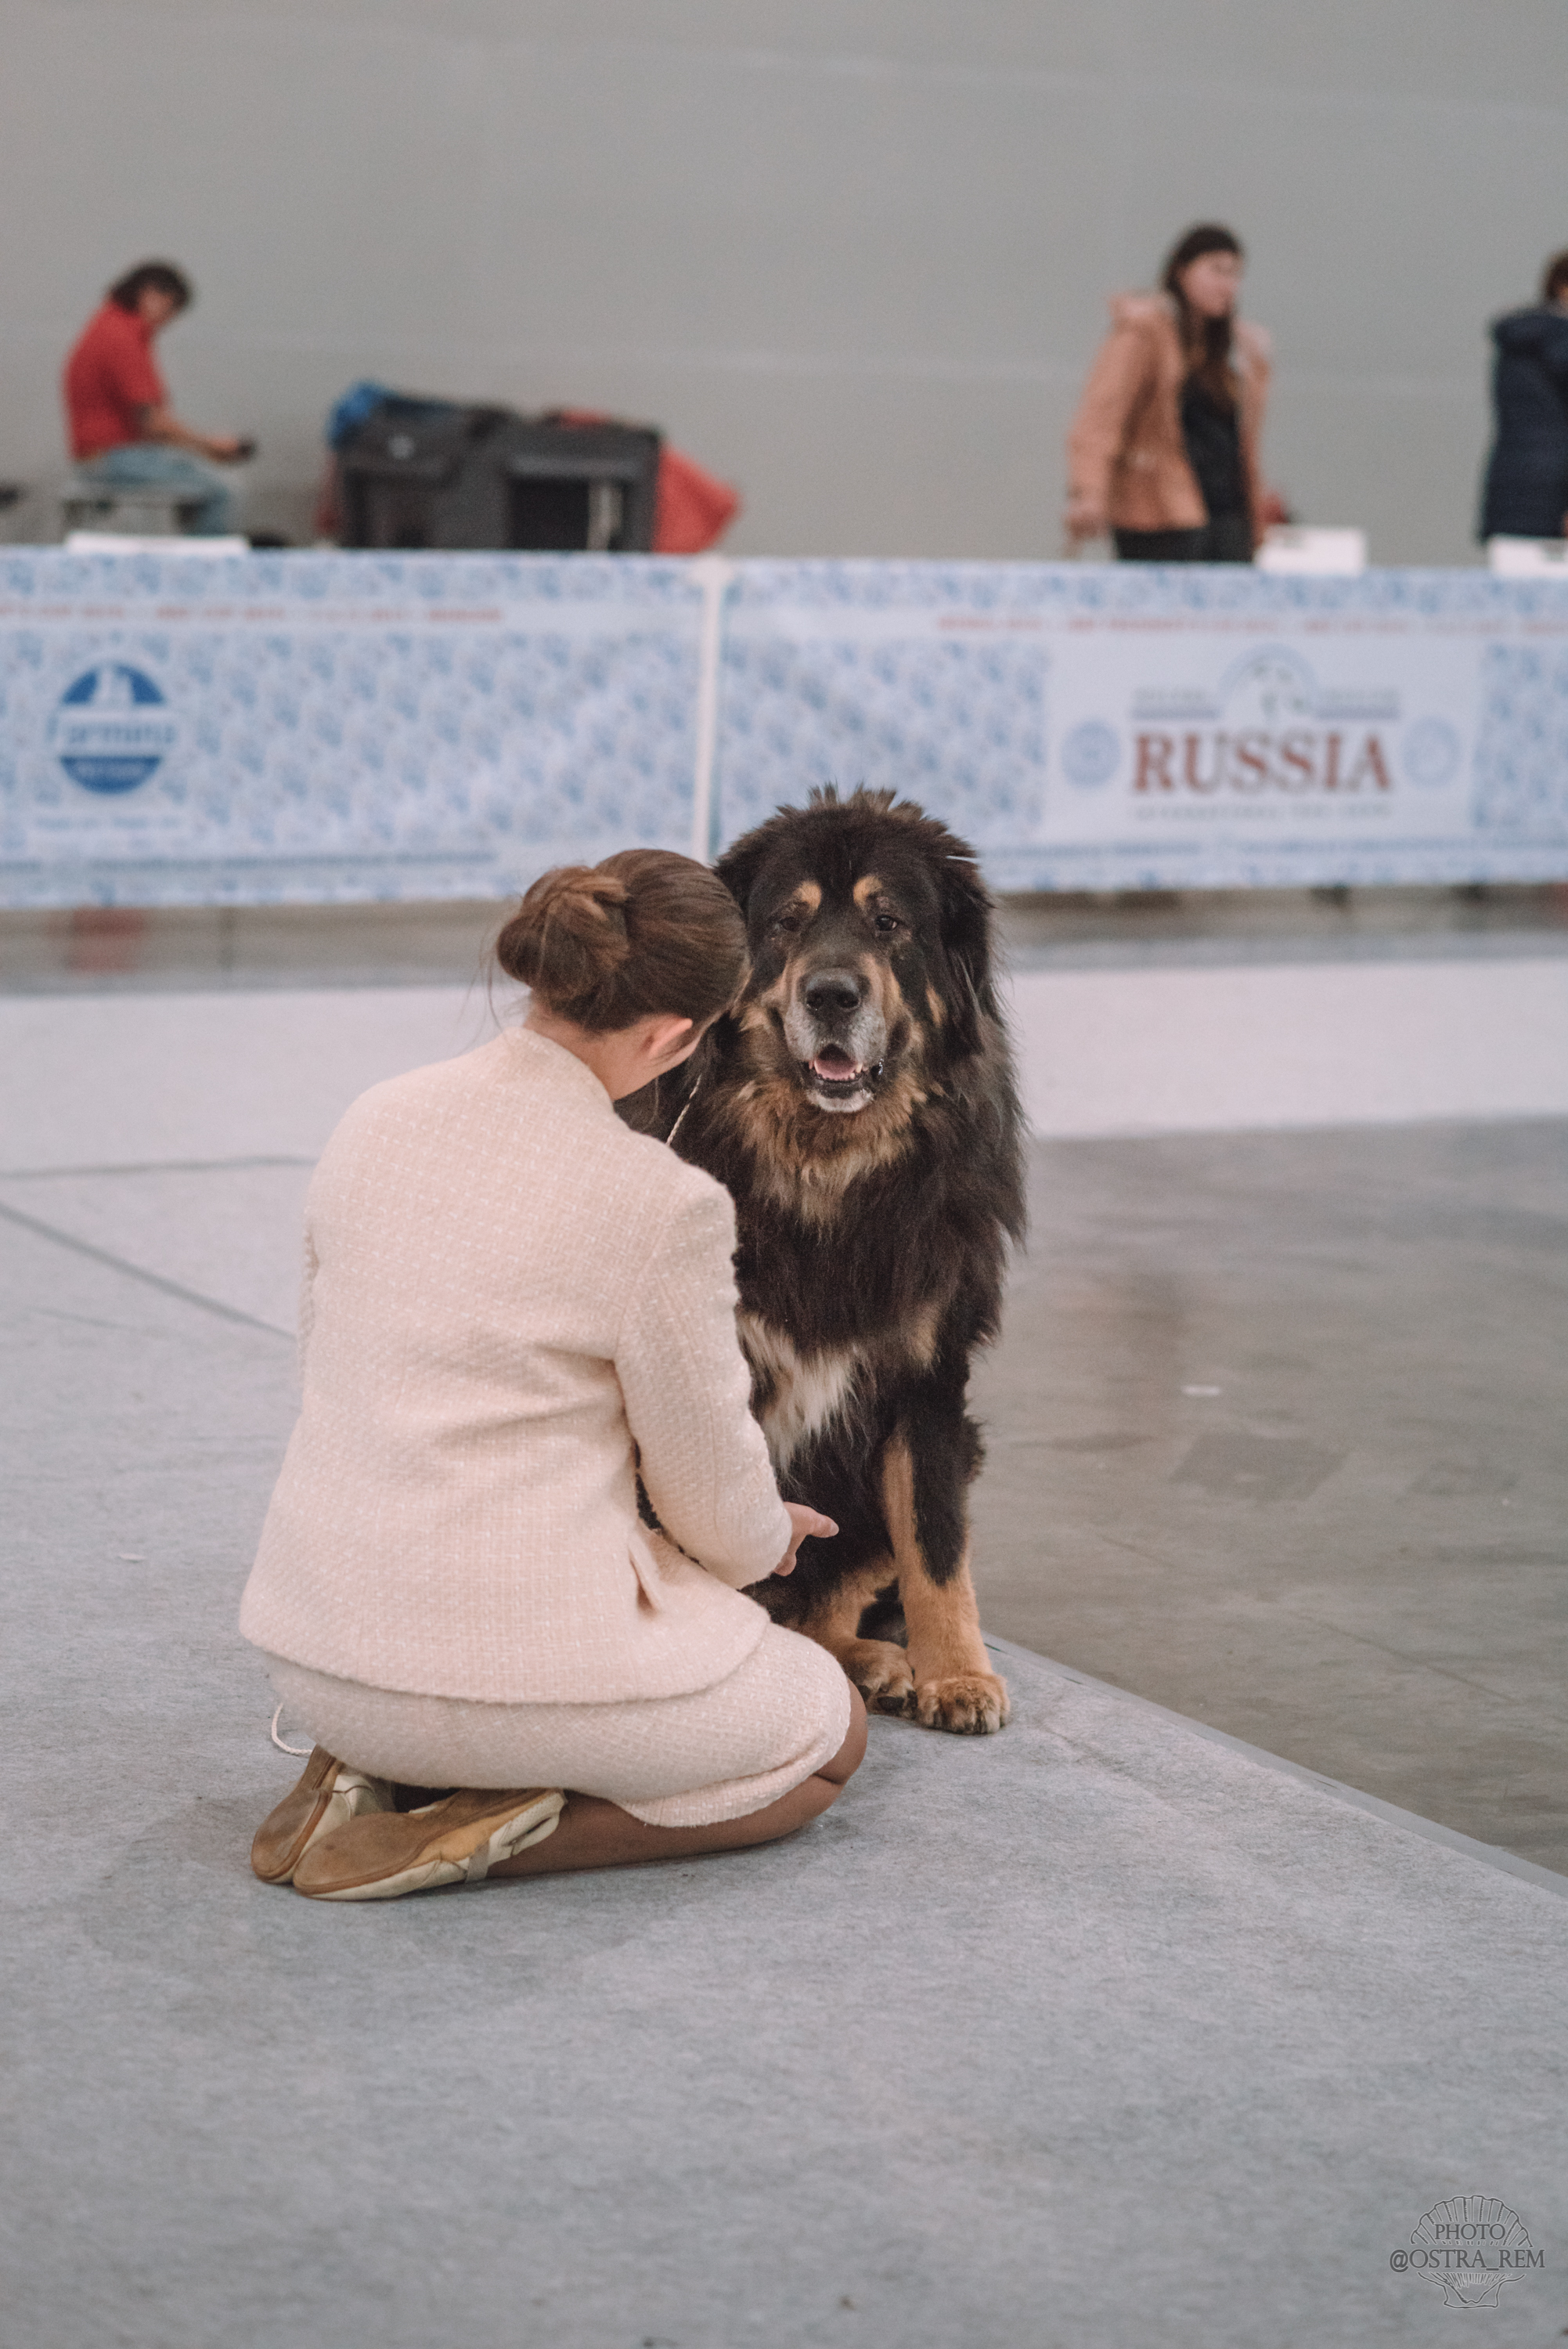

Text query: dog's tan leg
(795, 1558), (916, 1716)
(881, 1436), (1009, 1734)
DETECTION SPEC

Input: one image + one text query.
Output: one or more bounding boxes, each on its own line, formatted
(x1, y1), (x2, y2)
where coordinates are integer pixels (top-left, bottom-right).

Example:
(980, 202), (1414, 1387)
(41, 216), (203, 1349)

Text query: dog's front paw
(838, 1638), (917, 1717)
(914, 1672), (1010, 1734)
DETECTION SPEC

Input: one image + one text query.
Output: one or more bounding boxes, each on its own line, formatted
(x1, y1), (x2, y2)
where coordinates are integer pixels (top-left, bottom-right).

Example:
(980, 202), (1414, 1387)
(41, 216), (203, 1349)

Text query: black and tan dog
(632, 787), (1025, 1733)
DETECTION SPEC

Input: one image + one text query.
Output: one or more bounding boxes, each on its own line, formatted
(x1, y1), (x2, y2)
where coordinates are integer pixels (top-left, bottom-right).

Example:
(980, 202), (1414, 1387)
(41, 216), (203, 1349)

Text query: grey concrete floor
(5, 911), (1568, 2345)
(970, 1120), (1568, 1877)
(4, 1193), (1566, 2349)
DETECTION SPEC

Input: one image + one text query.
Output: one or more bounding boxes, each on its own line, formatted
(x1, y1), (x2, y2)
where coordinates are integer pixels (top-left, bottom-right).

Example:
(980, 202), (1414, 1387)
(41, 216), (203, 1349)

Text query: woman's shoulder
(1492, 304), (1568, 358)
(315, 1032), (611, 1187)
(1100, 291), (1270, 367)
(597, 1125), (737, 1279)
(615, 1121), (734, 1222)
(313, 1035), (732, 1250)
(324, 1033), (522, 1140)
(1105, 289), (1176, 335)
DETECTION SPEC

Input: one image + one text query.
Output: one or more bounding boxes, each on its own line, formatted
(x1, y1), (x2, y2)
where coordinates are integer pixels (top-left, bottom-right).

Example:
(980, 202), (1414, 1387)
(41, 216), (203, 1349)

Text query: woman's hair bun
(495, 865), (632, 1004)
(494, 847), (748, 1034)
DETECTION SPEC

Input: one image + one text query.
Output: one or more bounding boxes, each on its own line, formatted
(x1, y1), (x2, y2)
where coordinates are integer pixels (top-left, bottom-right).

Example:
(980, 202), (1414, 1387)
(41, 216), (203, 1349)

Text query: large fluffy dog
(633, 788), (1025, 1733)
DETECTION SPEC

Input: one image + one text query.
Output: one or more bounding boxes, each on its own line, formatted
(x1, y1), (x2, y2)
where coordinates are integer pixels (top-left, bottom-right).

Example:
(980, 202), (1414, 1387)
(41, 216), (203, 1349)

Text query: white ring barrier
(2, 548), (1566, 904)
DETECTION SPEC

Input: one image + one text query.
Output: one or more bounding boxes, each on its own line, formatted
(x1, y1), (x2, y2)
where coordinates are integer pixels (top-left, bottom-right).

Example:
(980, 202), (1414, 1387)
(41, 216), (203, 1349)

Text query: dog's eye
(769, 911), (801, 937)
(872, 912), (903, 936)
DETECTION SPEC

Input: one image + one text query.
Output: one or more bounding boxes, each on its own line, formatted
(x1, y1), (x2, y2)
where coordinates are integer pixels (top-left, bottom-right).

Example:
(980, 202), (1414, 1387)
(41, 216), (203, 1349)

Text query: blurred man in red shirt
(63, 261), (251, 536)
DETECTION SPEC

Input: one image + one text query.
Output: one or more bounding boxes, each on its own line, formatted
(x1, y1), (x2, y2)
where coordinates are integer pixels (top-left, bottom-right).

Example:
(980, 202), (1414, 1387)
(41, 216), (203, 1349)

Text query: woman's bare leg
(490, 1683), (867, 1879)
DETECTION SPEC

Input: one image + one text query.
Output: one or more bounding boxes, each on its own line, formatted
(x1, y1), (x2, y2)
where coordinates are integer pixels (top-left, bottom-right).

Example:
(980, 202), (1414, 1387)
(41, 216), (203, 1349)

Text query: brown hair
(495, 848), (747, 1031)
(1162, 222), (1244, 407)
(108, 261), (193, 314)
(1541, 249), (1568, 305)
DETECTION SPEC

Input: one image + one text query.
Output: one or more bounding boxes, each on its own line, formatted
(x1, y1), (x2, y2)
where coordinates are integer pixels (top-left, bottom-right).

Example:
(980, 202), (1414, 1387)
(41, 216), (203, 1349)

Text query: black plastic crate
(337, 396), (661, 553)
(503, 418), (661, 552)
(337, 397), (514, 550)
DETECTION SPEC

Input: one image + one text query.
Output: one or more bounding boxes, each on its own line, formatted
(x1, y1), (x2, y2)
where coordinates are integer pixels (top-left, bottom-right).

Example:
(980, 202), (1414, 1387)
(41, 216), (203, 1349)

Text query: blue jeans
(77, 443), (236, 537)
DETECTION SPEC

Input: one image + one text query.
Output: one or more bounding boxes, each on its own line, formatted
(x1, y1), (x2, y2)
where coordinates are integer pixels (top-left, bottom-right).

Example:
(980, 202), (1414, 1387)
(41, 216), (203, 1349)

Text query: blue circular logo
(1060, 719), (1120, 789)
(1402, 716), (1461, 789)
(52, 664), (177, 793)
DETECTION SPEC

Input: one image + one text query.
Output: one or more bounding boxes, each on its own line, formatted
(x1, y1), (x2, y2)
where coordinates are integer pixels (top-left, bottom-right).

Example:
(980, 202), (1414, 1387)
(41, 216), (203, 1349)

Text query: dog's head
(715, 788), (997, 1120)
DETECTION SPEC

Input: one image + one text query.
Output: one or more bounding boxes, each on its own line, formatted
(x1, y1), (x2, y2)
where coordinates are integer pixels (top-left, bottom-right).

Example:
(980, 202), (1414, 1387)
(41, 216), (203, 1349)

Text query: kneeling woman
(243, 851), (864, 1901)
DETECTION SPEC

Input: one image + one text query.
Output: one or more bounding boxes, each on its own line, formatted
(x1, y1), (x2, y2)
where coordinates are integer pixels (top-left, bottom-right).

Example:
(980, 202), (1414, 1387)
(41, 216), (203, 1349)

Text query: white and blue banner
(717, 561), (1568, 891)
(2, 549), (1567, 905)
(0, 550), (708, 907)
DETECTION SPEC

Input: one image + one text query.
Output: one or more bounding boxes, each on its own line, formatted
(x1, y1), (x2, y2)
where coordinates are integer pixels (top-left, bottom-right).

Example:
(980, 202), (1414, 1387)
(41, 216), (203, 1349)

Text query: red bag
(652, 443), (741, 553)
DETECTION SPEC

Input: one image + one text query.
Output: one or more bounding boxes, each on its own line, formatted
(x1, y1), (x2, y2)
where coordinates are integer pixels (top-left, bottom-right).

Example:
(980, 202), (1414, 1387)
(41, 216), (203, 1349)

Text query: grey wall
(3, 0), (1566, 563)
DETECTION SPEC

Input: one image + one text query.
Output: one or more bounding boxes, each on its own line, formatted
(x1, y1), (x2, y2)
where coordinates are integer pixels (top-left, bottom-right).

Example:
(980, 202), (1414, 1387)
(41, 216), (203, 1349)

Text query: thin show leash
(665, 1070), (701, 1150)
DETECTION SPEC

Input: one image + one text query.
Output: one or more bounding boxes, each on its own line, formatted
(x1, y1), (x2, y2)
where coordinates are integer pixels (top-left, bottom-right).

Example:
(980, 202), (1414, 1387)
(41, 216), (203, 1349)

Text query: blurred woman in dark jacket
(1480, 250), (1568, 541)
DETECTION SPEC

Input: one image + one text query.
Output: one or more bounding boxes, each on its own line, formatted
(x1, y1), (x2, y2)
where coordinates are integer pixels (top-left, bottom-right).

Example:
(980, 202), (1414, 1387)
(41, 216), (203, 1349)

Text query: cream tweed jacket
(240, 1026), (792, 1706)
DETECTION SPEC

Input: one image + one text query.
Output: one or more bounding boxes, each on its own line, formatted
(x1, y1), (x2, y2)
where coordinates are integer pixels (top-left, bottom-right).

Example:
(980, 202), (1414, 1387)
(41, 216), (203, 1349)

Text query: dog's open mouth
(805, 1045), (881, 1099)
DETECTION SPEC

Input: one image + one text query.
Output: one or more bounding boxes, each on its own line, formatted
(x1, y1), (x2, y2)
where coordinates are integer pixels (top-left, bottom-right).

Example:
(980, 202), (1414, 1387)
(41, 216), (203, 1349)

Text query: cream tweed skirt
(264, 1623), (852, 1829)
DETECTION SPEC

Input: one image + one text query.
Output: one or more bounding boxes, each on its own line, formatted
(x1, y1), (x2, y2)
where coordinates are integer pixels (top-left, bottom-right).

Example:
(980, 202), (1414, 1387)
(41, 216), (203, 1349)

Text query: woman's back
(1482, 305), (1568, 539)
(241, 1025), (784, 1709)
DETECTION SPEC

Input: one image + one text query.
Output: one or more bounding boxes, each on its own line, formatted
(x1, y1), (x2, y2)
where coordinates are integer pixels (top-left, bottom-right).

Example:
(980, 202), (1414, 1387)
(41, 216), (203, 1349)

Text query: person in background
(1479, 250), (1568, 543)
(63, 261), (251, 536)
(1065, 223), (1278, 563)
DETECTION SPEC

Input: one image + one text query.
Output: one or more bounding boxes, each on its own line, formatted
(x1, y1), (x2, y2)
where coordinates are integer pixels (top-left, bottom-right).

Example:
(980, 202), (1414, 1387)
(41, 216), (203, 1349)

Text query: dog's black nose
(802, 968), (866, 1017)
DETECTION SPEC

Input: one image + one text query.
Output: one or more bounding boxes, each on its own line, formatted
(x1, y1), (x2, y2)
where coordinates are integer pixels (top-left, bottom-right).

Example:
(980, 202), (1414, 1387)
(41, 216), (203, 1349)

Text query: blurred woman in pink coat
(243, 850), (864, 1902)
(1066, 222), (1278, 562)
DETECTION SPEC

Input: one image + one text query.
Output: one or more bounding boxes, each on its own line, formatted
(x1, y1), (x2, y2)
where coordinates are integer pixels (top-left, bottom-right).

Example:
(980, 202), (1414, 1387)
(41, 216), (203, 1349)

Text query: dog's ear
(939, 852), (998, 1058)
(713, 832), (772, 922)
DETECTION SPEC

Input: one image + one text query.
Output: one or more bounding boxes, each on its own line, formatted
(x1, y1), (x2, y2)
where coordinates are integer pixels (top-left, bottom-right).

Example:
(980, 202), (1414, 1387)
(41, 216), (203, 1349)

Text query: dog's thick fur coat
(629, 789), (1026, 1732)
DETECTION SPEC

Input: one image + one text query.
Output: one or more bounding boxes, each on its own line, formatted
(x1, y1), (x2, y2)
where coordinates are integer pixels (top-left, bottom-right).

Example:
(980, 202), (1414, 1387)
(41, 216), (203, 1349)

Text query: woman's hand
(773, 1501), (837, 1576)
(1065, 492), (1108, 543)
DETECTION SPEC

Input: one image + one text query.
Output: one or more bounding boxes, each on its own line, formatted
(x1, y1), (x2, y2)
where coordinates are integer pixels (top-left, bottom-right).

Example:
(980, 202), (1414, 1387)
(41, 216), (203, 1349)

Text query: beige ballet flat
(292, 1785), (565, 1902)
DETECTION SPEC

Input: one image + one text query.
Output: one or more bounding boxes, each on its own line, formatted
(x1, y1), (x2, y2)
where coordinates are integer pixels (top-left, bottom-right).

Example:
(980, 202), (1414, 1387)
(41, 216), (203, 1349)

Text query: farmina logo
(51, 663), (178, 794)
